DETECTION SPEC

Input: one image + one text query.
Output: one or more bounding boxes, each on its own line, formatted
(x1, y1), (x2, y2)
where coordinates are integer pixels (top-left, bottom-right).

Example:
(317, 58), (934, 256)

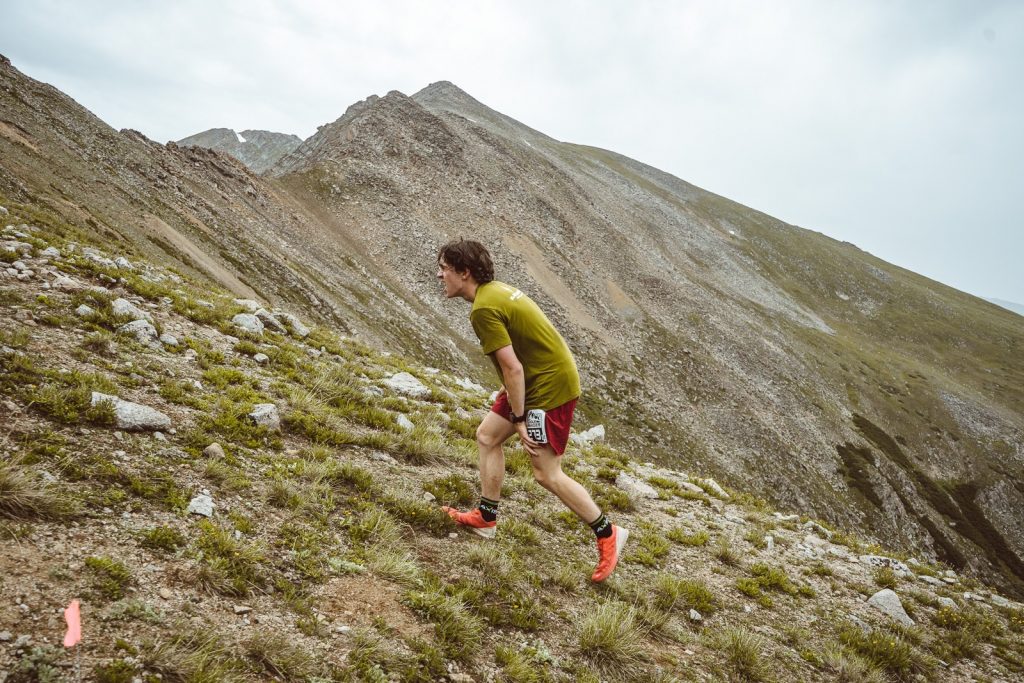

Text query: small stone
(159, 333), (179, 347)
(203, 443), (225, 459)
(2, 400), (19, 413)
(335, 624), (352, 634)
(449, 533), (459, 539)
(248, 403), (280, 431)
(75, 304), (95, 317)
(153, 432), (167, 441)
(422, 491), (436, 502)
(13, 634), (31, 648)
(697, 477), (728, 499)
(233, 298), (262, 313)
(570, 424), (605, 445)
(112, 297), (153, 322)
(369, 451), (397, 464)
(449, 674), (474, 683)
(688, 609), (703, 622)
(990, 594), (1011, 608)
(114, 256), (134, 270)
(118, 319), (159, 343)
(454, 377), (485, 393)
(764, 535), (774, 552)
(159, 588), (172, 600)
(936, 597), (957, 610)
(253, 352), (269, 365)
(233, 605), (252, 614)
(919, 575), (943, 587)
(254, 308), (287, 334)
(396, 414), (415, 431)
(272, 310), (310, 338)
(186, 493), (215, 517)
(0, 630), (12, 641)
(41, 246), (60, 258)
(860, 555), (911, 575)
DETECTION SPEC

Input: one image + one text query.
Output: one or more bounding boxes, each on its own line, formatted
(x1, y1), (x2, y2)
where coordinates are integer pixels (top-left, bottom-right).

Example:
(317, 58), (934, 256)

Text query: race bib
(526, 409), (548, 444)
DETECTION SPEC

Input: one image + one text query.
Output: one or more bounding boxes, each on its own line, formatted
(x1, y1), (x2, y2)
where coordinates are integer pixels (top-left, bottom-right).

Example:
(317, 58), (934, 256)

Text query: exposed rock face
(248, 403), (280, 432)
(90, 392), (172, 431)
(176, 128), (302, 173)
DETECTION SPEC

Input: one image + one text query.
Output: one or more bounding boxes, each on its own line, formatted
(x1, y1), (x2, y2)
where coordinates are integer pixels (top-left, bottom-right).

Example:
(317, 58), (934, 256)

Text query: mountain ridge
(1, 56), (1022, 601)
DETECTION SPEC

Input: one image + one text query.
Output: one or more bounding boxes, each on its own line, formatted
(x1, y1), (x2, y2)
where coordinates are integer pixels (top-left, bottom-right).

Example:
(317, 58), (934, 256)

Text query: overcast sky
(2, 1), (1022, 304)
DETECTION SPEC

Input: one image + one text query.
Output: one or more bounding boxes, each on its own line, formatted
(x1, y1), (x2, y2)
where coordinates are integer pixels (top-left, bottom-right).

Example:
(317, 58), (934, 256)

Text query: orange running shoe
(442, 506), (497, 539)
(591, 525), (630, 582)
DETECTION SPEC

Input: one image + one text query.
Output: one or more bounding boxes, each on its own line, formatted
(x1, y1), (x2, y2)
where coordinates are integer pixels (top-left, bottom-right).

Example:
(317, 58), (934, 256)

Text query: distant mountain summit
(176, 127), (302, 173)
(987, 297), (1024, 317)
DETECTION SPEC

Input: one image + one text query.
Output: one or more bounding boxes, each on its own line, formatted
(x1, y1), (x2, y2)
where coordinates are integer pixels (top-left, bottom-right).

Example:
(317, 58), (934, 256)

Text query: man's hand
(516, 421), (542, 457)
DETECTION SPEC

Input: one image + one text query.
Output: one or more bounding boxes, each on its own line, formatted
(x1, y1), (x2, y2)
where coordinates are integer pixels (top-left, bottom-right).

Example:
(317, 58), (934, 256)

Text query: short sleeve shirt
(470, 281), (580, 410)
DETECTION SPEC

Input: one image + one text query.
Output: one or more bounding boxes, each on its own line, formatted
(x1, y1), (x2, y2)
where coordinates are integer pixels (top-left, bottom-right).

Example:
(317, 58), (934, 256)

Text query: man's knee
(476, 422), (505, 450)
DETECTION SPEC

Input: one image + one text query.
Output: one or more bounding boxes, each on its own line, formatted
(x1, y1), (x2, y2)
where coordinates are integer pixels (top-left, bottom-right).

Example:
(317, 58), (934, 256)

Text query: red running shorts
(491, 393), (578, 455)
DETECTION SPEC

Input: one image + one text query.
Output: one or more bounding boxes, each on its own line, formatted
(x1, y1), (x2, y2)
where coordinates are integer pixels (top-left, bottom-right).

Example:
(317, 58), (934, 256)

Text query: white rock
(697, 478), (728, 499)
(919, 575), (944, 587)
(153, 431), (166, 441)
(186, 493), (215, 517)
(774, 513), (800, 522)
(396, 414), (415, 431)
(989, 594), (1011, 608)
(382, 372), (431, 399)
(232, 313), (264, 335)
(233, 298), (262, 313)
(688, 609), (702, 622)
(159, 333), (179, 347)
(422, 491), (436, 502)
(250, 352), (269, 366)
(159, 587), (172, 600)
(571, 424), (606, 445)
(203, 443), (225, 459)
(248, 403), (280, 431)
(183, 349), (198, 360)
(113, 296), (152, 321)
(867, 589), (914, 626)
(114, 256), (134, 270)
(679, 481), (705, 495)
(273, 311), (310, 338)
(233, 605), (252, 614)
(803, 520), (832, 539)
(41, 246), (60, 258)
(764, 535), (775, 552)
(803, 534), (830, 549)
(936, 597), (957, 610)
(454, 377), (486, 393)
(254, 308), (287, 334)
(615, 471), (659, 499)
(860, 555), (911, 575)
(369, 451), (397, 464)
(12, 260), (27, 271)
(74, 304), (95, 317)
(91, 392), (172, 431)
(117, 319), (158, 343)
(52, 275), (84, 291)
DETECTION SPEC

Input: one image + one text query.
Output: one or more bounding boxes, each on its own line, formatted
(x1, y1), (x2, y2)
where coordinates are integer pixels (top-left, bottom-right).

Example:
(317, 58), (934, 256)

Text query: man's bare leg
(528, 446), (601, 522)
(476, 411), (516, 500)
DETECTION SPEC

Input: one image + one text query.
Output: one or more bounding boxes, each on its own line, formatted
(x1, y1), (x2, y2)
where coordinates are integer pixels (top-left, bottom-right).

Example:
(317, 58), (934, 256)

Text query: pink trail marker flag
(63, 599), (81, 648)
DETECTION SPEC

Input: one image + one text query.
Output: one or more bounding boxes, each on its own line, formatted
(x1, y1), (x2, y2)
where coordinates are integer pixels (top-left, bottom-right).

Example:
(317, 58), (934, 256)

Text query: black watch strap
(510, 412), (526, 424)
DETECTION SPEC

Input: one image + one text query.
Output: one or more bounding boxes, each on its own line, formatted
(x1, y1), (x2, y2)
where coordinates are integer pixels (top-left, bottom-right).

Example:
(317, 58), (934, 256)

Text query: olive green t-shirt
(470, 281), (580, 411)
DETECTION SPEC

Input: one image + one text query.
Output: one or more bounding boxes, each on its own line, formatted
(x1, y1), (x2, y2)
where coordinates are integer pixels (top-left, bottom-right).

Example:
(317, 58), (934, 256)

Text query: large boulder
(254, 308), (288, 334)
(273, 311), (310, 338)
(232, 313), (264, 336)
(867, 589), (914, 627)
(112, 297), (153, 322)
(615, 471), (659, 499)
(91, 392), (172, 431)
(117, 319), (158, 344)
(383, 372), (431, 399)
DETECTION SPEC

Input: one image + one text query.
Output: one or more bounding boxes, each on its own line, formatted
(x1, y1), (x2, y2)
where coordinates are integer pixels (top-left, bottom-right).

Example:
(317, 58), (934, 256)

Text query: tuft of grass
(423, 474), (475, 507)
(191, 520), (267, 596)
(872, 566), (899, 589)
(713, 536), (741, 566)
(652, 574), (718, 615)
(144, 628), (248, 683)
(667, 527), (709, 546)
(630, 527), (671, 567)
(821, 646), (888, 683)
(578, 601), (646, 679)
(139, 526), (186, 553)
(0, 460), (74, 519)
(85, 556), (134, 600)
(244, 631), (318, 680)
(709, 628), (771, 682)
(838, 625), (932, 679)
(405, 586), (484, 661)
(93, 659), (137, 683)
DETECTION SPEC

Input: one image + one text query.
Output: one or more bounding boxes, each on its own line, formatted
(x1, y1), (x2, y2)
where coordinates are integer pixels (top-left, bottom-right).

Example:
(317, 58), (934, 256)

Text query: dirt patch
(319, 574), (429, 638)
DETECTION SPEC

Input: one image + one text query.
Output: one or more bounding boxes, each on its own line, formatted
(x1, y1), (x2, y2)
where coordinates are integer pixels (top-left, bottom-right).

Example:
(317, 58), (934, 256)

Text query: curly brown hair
(437, 239), (494, 284)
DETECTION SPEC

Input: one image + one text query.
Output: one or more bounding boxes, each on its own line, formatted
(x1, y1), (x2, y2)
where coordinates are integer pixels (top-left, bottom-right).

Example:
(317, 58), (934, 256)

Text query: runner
(436, 239), (629, 582)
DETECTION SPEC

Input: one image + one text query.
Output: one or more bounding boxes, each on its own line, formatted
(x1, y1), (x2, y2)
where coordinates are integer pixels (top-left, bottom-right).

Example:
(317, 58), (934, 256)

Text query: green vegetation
(139, 526), (186, 553)
(85, 556), (134, 600)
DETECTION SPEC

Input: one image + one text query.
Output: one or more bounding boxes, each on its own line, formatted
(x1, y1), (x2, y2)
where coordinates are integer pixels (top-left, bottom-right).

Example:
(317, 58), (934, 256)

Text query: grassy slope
(3, 199), (1024, 682)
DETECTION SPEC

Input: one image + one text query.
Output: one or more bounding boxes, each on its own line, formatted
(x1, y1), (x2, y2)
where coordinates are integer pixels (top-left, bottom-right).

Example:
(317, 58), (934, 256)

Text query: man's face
(437, 259), (466, 299)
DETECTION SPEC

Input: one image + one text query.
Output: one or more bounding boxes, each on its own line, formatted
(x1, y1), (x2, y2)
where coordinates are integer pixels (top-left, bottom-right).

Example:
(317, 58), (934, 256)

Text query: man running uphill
(436, 239), (629, 582)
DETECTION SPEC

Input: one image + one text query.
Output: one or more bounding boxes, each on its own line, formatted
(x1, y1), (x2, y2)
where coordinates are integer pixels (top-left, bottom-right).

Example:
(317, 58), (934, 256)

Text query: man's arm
(492, 344), (540, 454)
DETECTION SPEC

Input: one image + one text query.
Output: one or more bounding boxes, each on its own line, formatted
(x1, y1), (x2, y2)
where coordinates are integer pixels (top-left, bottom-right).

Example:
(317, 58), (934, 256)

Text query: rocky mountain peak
(176, 128), (302, 174)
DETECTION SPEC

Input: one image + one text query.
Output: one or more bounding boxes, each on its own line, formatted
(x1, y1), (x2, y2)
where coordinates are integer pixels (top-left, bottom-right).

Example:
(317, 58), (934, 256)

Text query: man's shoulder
(473, 281), (525, 309)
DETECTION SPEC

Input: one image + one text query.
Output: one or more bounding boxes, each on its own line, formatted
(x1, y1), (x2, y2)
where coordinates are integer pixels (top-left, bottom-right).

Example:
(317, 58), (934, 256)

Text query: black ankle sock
(589, 513), (613, 538)
(478, 497), (499, 522)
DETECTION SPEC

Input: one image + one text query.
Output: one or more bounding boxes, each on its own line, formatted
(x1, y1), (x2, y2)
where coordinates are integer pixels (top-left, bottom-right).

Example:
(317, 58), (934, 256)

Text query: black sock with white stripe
(478, 497), (499, 522)
(589, 512), (613, 538)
